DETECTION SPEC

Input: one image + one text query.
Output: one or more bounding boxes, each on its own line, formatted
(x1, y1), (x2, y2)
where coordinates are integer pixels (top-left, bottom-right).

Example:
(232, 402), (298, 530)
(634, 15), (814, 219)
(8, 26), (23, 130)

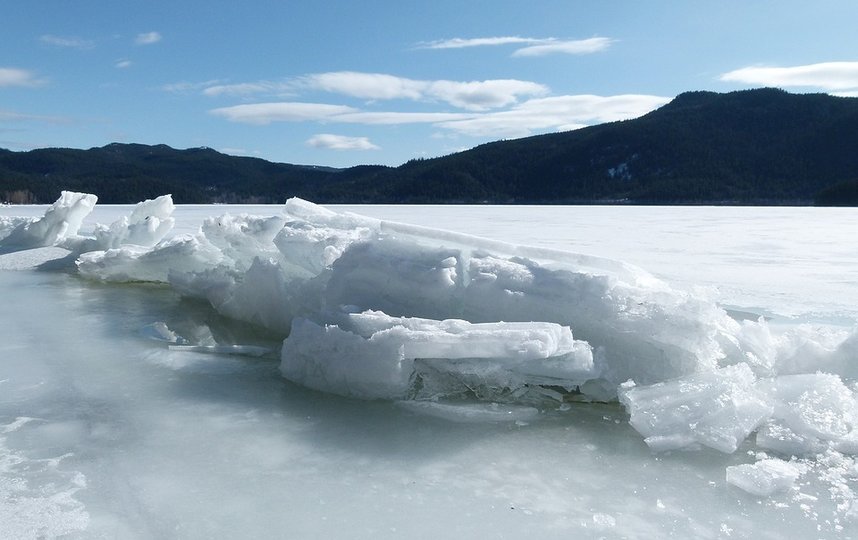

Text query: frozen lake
(1, 202), (857, 539)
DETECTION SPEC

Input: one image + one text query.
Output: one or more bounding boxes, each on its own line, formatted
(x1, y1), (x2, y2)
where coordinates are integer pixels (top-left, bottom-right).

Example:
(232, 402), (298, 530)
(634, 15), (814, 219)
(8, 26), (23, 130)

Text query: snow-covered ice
(2, 193), (858, 539)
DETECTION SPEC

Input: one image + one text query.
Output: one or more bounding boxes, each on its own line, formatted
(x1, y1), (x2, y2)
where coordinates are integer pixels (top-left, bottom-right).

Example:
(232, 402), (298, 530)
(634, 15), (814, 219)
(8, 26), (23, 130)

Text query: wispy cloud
(209, 102), (358, 125)
(210, 102), (471, 126)
(418, 36), (614, 57)
(720, 61), (858, 91)
(135, 31), (162, 45)
(0, 67), (43, 87)
(512, 37), (614, 57)
(303, 72), (425, 101)
(162, 80), (225, 94)
(437, 94), (670, 137)
(197, 72), (547, 111)
(208, 93), (669, 138)
(417, 36), (553, 49)
(40, 34), (95, 50)
(0, 109), (70, 124)
(303, 71), (549, 110)
(307, 133), (380, 151)
(427, 79), (549, 109)
(203, 81), (294, 97)
(115, 59), (132, 69)
(334, 111), (473, 125)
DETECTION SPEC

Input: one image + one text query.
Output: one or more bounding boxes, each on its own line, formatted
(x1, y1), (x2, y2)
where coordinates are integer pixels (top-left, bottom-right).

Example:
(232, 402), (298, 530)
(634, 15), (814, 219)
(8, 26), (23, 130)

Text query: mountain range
(3, 88), (858, 205)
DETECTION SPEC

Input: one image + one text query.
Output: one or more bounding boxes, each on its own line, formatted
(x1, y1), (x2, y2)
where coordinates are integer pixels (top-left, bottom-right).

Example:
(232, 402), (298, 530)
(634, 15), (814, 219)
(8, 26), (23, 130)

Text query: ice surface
(0, 417), (90, 539)
(395, 400), (541, 423)
(10, 194), (858, 449)
(3, 198), (858, 537)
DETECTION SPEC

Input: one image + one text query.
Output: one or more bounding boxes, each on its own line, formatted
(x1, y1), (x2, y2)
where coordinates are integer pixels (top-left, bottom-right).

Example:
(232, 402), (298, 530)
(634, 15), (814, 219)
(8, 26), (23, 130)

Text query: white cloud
(303, 72), (426, 101)
(135, 31), (162, 45)
(115, 59), (132, 69)
(0, 67), (42, 87)
(334, 111), (474, 125)
(208, 93), (669, 139)
(40, 34), (95, 49)
(209, 102), (358, 124)
(512, 37), (614, 57)
(0, 109), (69, 124)
(307, 134), (380, 151)
(203, 81), (293, 97)
(425, 79), (548, 110)
(303, 71), (548, 110)
(438, 94), (670, 137)
(417, 36), (552, 49)
(720, 61), (858, 90)
(210, 103), (471, 126)
(418, 36), (614, 57)
(162, 80), (224, 94)
(199, 72), (546, 110)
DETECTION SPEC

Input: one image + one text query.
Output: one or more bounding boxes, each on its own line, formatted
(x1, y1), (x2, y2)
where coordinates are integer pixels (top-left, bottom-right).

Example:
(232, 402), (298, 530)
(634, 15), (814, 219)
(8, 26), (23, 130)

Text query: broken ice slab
(280, 312), (596, 401)
(619, 364), (772, 453)
(726, 458), (805, 496)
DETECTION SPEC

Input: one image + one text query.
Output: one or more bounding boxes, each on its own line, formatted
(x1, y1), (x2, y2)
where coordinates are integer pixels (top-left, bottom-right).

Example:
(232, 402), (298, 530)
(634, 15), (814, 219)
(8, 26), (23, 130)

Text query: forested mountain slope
(3, 88), (858, 205)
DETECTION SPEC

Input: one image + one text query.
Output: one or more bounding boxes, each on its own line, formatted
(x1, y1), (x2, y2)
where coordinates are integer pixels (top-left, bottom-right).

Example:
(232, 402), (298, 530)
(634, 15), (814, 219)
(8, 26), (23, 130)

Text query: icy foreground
(3, 194), (858, 486)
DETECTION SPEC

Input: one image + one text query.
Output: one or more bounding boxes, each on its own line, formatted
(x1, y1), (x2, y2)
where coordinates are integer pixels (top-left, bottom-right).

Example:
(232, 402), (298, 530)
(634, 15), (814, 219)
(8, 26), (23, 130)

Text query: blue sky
(4, 1), (858, 168)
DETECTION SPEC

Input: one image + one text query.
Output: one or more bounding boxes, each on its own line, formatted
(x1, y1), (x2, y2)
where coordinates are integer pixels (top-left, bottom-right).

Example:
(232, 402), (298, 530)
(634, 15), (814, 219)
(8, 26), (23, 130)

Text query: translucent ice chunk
(280, 312), (593, 401)
(0, 191), (96, 249)
(619, 363), (772, 453)
(726, 458), (805, 496)
(89, 194), (175, 250)
(755, 373), (858, 456)
(77, 234), (224, 282)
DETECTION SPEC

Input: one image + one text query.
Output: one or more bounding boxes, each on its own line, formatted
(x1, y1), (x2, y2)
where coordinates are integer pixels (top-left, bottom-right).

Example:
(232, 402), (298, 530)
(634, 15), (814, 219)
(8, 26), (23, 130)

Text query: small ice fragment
(725, 459), (804, 496)
(89, 194), (175, 250)
(756, 373), (858, 456)
(141, 322), (186, 344)
(620, 363), (772, 453)
(592, 513), (616, 529)
(0, 191), (96, 249)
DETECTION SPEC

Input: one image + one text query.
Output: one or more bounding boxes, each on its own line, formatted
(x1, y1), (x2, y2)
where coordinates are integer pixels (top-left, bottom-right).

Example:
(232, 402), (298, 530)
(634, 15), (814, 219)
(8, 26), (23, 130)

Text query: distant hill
(3, 88), (858, 205)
